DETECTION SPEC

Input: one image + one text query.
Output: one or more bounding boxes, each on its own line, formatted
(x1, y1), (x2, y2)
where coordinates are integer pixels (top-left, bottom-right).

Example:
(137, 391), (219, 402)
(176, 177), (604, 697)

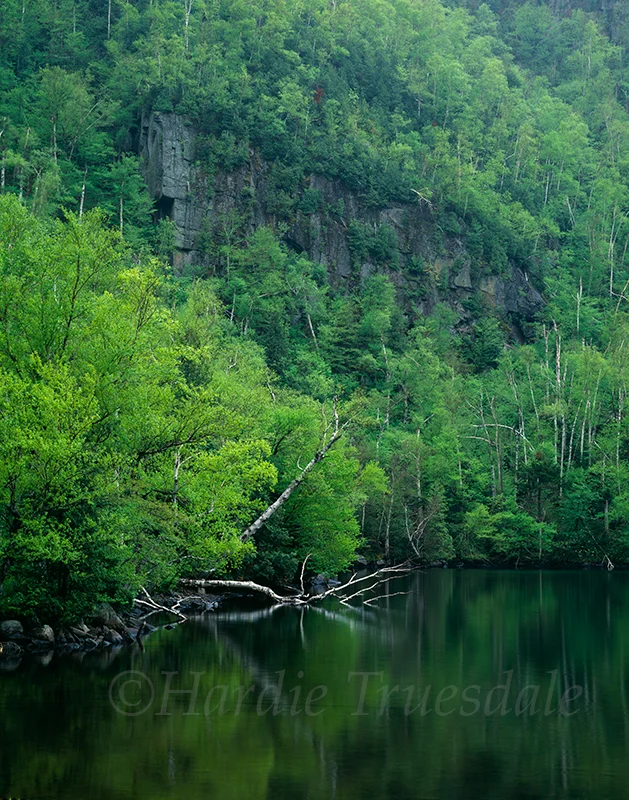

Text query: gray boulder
(32, 624), (55, 644)
(103, 627), (124, 645)
(0, 620), (23, 640)
(89, 603), (126, 632)
(69, 622), (90, 637)
(0, 641), (22, 658)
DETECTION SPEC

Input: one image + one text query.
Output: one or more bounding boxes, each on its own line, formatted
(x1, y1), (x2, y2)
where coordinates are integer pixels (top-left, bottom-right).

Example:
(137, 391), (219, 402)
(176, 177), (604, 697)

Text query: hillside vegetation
(2, 0), (629, 618)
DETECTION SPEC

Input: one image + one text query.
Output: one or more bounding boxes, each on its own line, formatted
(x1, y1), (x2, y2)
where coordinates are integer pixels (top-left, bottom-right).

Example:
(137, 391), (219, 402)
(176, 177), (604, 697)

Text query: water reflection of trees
(2, 572), (629, 798)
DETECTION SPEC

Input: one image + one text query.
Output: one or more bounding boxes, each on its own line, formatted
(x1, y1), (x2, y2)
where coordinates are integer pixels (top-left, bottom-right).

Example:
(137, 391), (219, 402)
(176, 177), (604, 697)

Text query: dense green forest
(2, 0), (629, 620)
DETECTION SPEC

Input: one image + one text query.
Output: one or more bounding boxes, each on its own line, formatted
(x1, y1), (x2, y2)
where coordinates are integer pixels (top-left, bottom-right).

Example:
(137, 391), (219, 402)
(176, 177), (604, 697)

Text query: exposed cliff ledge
(140, 112), (202, 254)
(140, 112), (543, 336)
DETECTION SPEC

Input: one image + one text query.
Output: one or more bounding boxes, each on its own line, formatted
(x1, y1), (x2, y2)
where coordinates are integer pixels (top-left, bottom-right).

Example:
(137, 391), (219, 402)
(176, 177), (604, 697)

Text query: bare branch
(180, 562), (418, 609)
(135, 586), (187, 621)
(299, 554), (312, 596)
(180, 578), (308, 605)
(316, 562), (414, 601)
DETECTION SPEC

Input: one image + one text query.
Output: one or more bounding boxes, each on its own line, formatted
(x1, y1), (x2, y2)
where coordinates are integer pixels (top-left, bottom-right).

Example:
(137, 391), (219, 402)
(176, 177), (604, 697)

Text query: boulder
(69, 623), (90, 637)
(0, 620), (23, 640)
(310, 574), (328, 594)
(0, 641), (22, 658)
(103, 627), (124, 645)
(32, 624), (55, 644)
(89, 603), (126, 632)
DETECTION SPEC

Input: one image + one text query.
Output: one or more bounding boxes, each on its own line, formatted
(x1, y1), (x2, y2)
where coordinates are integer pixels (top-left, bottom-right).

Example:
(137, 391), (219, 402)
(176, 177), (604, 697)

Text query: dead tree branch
(180, 578), (309, 605)
(181, 562), (415, 610)
(135, 586), (188, 621)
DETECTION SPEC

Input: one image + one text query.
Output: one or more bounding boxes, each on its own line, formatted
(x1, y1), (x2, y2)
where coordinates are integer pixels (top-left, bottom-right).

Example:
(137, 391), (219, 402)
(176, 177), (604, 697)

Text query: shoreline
(0, 591), (226, 664)
(0, 559), (620, 663)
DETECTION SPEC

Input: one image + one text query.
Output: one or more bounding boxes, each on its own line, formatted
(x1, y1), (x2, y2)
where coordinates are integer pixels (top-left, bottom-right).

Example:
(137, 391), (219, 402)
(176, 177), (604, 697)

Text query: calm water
(1, 569), (628, 799)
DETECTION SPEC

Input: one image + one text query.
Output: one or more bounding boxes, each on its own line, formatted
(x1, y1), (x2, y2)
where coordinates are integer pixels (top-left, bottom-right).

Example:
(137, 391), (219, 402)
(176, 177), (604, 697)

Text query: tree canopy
(3, 0), (629, 619)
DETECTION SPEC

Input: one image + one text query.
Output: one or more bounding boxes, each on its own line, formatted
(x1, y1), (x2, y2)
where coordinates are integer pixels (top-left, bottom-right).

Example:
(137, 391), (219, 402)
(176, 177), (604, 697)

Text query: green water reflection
(1, 570), (628, 799)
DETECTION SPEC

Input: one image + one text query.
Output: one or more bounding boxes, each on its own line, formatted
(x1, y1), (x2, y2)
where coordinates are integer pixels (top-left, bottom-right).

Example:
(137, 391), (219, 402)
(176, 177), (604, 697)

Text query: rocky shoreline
(0, 592), (222, 665)
(0, 560), (618, 665)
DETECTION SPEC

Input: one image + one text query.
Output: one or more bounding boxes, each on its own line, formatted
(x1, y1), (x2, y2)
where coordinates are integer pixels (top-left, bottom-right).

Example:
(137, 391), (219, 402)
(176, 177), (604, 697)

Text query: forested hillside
(2, 0), (629, 619)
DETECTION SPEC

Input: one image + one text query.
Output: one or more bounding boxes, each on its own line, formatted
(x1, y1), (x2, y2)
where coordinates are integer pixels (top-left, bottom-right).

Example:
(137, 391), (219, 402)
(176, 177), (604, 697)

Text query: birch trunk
(240, 428), (343, 542)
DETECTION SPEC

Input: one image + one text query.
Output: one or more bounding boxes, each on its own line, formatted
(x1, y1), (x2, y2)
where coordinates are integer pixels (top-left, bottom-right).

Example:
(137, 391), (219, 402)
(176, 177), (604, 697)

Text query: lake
(0, 569), (627, 799)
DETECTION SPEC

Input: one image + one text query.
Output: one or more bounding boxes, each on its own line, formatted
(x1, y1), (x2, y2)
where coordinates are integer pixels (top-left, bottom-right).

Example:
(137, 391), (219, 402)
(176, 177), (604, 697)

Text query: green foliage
(5, 0), (629, 623)
(0, 199), (370, 620)
(467, 316), (505, 371)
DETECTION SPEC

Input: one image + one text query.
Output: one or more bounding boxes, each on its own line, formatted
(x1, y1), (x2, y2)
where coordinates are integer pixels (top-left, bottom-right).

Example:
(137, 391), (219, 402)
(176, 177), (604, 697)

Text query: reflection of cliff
(140, 112), (544, 339)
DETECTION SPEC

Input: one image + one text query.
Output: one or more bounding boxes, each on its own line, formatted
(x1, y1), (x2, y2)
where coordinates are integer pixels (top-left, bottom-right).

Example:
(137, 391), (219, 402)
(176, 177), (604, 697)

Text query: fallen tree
(135, 403), (415, 616)
(180, 562), (416, 608)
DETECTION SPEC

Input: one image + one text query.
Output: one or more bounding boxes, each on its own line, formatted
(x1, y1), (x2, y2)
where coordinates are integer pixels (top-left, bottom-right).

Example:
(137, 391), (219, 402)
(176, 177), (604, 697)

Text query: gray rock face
(453, 262), (473, 290)
(140, 111), (206, 266)
(480, 268), (544, 325)
(0, 620), (23, 640)
(140, 112), (544, 334)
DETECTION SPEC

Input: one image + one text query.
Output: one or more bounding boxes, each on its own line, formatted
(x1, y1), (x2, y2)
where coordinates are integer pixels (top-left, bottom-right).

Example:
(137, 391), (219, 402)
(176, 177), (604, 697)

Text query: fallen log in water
(179, 562), (416, 608)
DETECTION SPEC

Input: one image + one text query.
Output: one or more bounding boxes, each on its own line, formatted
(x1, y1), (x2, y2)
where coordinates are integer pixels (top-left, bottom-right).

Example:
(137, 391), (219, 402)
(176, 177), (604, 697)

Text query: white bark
(181, 564), (413, 607)
(181, 578), (305, 605)
(240, 411), (345, 542)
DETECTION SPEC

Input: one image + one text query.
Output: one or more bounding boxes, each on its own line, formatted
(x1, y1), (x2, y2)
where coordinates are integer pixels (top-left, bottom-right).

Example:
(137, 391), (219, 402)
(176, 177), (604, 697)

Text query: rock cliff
(140, 112), (544, 337)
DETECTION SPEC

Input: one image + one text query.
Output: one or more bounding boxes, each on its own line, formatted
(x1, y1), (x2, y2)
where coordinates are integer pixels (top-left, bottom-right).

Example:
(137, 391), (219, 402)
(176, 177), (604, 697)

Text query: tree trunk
(240, 427), (343, 542)
(385, 471), (395, 561)
(181, 563), (413, 607)
(79, 167), (87, 218)
(182, 578), (302, 605)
